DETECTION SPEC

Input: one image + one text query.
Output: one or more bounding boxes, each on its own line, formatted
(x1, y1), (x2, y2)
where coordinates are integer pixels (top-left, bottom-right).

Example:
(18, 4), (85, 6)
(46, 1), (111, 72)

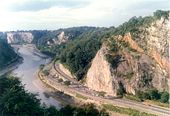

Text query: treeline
(0, 39), (19, 70)
(0, 75), (108, 116)
(136, 89), (169, 103)
(113, 10), (169, 37)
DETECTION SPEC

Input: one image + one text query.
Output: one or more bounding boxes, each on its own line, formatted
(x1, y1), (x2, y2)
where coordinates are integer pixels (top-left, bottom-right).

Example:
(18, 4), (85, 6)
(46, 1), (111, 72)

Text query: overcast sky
(0, 0), (169, 31)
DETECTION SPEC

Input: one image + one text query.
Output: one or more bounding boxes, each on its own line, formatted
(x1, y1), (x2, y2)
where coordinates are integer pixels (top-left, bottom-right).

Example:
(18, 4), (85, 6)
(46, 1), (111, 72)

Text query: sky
(0, 0), (169, 31)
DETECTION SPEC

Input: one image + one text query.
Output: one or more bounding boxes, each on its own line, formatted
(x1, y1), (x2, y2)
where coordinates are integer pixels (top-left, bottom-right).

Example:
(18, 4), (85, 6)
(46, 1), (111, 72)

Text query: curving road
(43, 62), (170, 116)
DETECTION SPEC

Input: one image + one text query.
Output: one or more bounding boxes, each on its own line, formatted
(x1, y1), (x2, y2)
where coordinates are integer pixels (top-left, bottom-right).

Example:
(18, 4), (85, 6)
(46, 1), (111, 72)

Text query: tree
(154, 10), (169, 19)
(147, 89), (160, 100)
(0, 39), (19, 70)
(160, 91), (169, 103)
(0, 75), (108, 116)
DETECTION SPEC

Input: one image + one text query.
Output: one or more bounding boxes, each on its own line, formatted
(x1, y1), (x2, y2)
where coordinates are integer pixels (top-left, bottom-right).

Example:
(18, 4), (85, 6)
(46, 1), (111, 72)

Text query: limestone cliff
(86, 15), (170, 96)
(86, 45), (119, 96)
(7, 32), (33, 44)
(47, 31), (69, 45)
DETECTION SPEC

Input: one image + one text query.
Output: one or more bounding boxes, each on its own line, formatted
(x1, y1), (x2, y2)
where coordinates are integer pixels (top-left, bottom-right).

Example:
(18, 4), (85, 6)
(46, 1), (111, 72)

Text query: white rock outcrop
(7, 32), (33, 44)
(86, 46), (118, 96)
(86, 15), (170, 95)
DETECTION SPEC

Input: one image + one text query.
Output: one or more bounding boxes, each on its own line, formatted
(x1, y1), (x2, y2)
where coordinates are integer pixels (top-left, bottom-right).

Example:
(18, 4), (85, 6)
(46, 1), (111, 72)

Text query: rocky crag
(86, 14), (170, 96)
(7, 32), (34, 44)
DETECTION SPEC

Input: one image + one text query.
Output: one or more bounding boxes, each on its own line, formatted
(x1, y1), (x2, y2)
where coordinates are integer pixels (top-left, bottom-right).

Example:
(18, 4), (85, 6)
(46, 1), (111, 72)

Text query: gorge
(0, 10), (169, 116)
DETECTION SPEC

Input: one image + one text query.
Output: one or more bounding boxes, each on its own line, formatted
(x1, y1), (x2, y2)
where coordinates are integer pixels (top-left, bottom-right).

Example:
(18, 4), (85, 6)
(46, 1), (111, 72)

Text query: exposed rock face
(86, 45), (119, 96)
(57, 31), (69, 44)
(117, 33), (144, 53)
(47, 31), (69, 45)
(86, 44), (139, 96)
(86, 16), (170, 96)
(137, 15), (170, 91)
(7, 32), (33, 44)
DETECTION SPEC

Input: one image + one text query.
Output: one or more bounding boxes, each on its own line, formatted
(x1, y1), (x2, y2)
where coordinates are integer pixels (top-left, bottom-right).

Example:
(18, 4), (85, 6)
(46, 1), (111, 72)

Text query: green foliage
(153, 10), (169, 19)
(0, 76), (44, 115)
(160, 91), (169, 103)
(42, 70), (49, 76)
(102, 104), (155, 116)
(147, 89), (160, 100)
(113, 10), (169, 38)
(34, 10), (169, 81)
(60, 104), (108, 116)
(60, 36), (102, 80)
(106, 54), (122, 69)
(0, 75), (108, 116)
(134, 89), (169, 103)
(32, 27), (97, 55)
(0, 39), (19, 70)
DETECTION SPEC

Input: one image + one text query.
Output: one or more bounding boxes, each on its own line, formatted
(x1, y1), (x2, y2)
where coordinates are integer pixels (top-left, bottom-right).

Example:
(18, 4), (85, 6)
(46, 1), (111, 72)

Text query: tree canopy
(0, 39), (19, 70)
(0, 75), (108, 116)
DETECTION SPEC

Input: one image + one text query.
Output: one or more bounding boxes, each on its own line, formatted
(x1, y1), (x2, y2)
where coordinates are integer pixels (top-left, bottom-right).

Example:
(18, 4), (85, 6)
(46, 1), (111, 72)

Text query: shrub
(43, 70), (49, 76)
(64, 81), (71, 86)
(147, 89), (160, 100)
(160, 91), (169, 103)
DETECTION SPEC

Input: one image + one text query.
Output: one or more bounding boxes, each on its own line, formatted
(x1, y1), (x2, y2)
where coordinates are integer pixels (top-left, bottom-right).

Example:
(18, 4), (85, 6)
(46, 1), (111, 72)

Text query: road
(41, 62), (170, 116)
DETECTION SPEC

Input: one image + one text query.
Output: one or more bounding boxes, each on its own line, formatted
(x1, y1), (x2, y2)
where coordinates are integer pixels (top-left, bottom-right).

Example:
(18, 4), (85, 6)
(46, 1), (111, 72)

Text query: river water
(12, 45), (60, 107)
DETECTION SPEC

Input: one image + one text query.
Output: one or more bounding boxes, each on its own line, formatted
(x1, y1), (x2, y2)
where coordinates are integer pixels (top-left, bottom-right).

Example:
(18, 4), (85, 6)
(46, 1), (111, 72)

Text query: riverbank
(11, 44), (60, 107)
(0, 56), (23, 77)
(37, 69), (86, 106)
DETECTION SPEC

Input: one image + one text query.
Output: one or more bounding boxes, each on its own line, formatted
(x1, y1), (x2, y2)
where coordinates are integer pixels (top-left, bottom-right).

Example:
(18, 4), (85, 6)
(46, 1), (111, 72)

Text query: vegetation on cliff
(0, 39), (19, 70)
(58, 10), (169, 80)
(60, 27), (115, 80)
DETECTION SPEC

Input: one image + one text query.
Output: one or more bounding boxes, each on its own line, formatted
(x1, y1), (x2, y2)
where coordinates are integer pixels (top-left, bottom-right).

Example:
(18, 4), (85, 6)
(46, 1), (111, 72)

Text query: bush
(64, 81), (71, 86)
(147, 89), (160, 100)
(43, 70), (49, 76)
(131, 89), (169, 104)
(160, 91), (169, 103)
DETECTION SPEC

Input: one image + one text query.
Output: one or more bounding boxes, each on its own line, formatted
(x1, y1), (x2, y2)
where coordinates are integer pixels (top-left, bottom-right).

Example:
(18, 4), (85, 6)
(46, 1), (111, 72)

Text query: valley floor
(38, 61), (170, 116)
